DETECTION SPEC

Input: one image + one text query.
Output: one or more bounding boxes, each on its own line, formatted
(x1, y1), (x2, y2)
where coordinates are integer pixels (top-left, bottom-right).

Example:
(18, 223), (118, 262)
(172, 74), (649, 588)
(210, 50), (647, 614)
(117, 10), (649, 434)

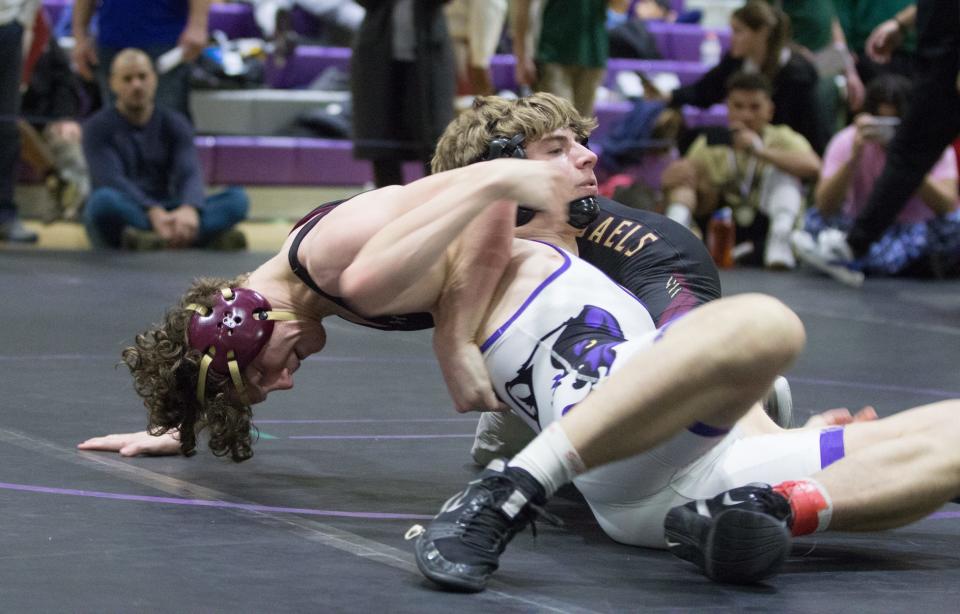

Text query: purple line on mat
(929, 510), (960, 520)
(256, 418), (475, 424)
(289, 434), (474, 440)
(0, 481), (431, 520)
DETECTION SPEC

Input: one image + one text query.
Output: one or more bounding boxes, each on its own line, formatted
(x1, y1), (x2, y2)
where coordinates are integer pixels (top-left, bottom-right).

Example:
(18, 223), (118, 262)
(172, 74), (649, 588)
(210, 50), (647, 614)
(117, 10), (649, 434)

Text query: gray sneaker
(121, 227), (167, 251)
(0, 218), (39, 243)
(762, 376), (793, 428)
(207, 228), (247, 251)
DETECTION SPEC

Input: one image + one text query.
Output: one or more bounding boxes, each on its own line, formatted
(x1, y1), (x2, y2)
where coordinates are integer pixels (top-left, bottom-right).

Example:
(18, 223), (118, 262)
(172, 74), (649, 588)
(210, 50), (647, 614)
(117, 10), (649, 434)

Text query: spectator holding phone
(796, 73), (959, 277)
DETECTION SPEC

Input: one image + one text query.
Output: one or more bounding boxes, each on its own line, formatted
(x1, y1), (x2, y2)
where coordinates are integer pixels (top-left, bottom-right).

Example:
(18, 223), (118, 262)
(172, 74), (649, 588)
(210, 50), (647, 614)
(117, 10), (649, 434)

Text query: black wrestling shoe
(664, 483), (793, 584)
(413, 459), (553, 592)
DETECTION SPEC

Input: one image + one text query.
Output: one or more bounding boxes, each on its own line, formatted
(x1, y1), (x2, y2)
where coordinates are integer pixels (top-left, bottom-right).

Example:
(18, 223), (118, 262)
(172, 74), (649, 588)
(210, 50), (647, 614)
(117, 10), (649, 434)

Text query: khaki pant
(538, 63), (606, 118)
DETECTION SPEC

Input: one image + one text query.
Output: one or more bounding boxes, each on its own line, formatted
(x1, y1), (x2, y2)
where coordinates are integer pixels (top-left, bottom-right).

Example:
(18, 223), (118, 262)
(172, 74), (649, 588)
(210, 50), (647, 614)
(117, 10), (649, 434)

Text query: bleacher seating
(37, 1), (731, 188)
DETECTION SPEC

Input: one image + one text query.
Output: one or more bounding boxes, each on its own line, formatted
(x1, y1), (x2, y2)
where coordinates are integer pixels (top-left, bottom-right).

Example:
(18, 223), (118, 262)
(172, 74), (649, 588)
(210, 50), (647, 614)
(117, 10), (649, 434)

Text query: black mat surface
(1, 250), (959, 612)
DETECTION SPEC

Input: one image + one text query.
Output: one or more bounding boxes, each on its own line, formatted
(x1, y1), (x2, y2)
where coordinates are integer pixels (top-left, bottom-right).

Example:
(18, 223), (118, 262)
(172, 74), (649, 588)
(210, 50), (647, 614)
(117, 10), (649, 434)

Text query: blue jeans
(83, 186), (249, 248)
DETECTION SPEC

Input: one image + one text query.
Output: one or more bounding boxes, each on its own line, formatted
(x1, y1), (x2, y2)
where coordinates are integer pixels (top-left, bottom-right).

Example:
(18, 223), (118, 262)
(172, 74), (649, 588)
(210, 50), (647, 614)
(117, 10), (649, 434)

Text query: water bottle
(700, 30), (722, 67)
(707, 207), (735, 269)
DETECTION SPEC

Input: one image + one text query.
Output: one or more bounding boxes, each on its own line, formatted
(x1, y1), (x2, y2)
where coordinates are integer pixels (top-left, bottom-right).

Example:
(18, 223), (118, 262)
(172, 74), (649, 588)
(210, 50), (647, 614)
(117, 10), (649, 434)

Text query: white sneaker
(791, 229), (865, 288)
(470, 411), (536, 466)
(762, 376), (793, 428)
(817, 228), (855, 262)
(764, 231), (796, 269)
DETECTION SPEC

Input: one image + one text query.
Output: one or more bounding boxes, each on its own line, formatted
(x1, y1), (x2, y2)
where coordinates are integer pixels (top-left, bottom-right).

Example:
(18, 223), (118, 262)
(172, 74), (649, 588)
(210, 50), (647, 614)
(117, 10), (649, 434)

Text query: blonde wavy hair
(431, 92), (598, 173)
(122, 274), (258, 462)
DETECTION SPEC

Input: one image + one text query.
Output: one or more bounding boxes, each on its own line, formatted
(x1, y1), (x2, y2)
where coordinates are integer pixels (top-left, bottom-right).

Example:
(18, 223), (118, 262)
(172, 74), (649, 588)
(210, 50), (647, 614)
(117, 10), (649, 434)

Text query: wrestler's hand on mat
(437, 342), (509, 413)
(77, 430), (182, 457)
(802, 406), (878, 430)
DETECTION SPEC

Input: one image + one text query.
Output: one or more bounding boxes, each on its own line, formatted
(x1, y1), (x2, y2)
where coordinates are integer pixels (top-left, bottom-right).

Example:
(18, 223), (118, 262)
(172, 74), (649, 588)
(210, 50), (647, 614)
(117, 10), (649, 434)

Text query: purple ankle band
(819, 427), (845, 469)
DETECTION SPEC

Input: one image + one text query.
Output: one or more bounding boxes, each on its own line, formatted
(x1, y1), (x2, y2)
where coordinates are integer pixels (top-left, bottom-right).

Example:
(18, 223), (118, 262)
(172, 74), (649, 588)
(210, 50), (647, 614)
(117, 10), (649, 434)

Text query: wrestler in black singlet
(578, 196), (721, 326)
(288, 195), (721, 331)
(287, 200), (435, 331)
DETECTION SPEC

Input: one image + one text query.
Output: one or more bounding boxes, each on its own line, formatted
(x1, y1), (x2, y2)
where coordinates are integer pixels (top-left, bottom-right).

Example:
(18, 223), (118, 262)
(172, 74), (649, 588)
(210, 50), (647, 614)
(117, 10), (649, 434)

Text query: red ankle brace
(773, 479), (832, 536)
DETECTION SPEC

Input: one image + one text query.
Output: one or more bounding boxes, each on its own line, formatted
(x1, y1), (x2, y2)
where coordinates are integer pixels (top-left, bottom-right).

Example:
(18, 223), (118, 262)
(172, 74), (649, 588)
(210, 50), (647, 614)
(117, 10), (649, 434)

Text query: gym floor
(2, 249), (958, 612)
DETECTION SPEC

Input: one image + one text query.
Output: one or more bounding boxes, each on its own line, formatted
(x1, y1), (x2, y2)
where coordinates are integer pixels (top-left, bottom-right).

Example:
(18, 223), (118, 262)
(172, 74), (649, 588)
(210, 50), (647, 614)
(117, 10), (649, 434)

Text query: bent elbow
(338, 265), (385, 316)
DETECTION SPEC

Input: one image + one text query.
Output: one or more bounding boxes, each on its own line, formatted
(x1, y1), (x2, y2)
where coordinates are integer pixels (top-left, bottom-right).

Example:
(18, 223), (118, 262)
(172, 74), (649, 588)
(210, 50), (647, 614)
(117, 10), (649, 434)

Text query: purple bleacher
(605, 58), (709, 87)
(205, 137), (424, 186)
(682, 104), (728, 128)
(290, 6), (324, 38)
(642, 20), (671, 59)
(592, 142), (678, 189)
(194, 136), (217, 185)
(668, 24), (731, 62)
(208, 2), (262, 39)
(490, 55), (710, 92)
(265, 46), (351, 88)
(592, 101), (632, 142)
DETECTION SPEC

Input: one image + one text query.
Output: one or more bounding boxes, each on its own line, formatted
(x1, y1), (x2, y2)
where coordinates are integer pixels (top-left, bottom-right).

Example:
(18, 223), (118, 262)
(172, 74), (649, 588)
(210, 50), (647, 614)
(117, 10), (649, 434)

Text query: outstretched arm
(78, 430), (182, 457)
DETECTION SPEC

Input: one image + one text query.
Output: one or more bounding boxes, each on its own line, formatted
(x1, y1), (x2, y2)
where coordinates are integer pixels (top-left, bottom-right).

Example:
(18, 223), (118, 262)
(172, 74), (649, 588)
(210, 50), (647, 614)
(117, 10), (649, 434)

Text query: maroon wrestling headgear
(186, 288), (299, 404)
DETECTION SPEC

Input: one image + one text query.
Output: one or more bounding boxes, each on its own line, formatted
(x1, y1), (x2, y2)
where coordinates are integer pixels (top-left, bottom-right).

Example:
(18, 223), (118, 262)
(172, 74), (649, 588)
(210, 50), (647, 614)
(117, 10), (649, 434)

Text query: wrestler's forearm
(432, 203), (515, 411)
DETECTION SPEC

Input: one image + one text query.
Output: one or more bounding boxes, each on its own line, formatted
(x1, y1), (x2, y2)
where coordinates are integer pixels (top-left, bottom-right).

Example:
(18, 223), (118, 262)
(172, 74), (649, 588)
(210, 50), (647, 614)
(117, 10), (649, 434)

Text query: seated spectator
(660, 1), (825, 154)
(82, 49), (249, 250)
(19, 18), (90, 221)
(659, 72), (821, 269)
(796, 73), (959, 278)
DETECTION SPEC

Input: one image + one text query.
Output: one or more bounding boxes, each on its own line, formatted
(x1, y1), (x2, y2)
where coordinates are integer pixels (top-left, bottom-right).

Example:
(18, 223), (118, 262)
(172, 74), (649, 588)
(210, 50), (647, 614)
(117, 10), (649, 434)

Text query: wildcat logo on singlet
(505, 305), (627, 425)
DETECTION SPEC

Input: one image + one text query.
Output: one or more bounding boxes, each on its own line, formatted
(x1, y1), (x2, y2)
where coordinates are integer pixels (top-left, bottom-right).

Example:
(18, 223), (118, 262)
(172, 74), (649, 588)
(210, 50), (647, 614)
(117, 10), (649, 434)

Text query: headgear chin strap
(186, 288), (299, 405)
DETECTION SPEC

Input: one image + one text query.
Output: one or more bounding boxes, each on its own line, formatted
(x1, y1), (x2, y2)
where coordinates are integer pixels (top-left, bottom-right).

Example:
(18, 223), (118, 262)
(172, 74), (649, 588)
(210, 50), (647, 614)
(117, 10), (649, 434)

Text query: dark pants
(83, 186), (249, 248)
(848, 0), (960, 255)
(0, 21), (24, 222)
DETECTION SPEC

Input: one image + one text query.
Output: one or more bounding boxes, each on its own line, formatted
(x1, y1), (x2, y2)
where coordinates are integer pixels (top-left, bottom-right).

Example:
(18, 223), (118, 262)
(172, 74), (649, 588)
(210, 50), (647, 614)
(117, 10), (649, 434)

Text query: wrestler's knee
(708, 294), (805, 371)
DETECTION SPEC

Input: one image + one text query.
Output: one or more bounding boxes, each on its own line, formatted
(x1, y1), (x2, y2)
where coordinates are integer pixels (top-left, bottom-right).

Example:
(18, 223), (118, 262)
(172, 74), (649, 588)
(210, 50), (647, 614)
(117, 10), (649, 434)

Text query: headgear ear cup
(484, 134), (527, 161)
(479, 134), (531, 226)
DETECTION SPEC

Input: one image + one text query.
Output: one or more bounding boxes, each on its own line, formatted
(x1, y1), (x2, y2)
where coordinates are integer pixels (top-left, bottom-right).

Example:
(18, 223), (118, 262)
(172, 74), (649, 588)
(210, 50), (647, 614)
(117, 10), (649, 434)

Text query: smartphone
(862, 116), (900, 144)
(704, 126), (734, 146)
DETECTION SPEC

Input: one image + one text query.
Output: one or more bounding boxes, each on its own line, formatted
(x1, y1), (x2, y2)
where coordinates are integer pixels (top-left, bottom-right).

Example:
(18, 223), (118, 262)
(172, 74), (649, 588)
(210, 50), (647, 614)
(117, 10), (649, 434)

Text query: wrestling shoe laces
(412, 459), (559, 592)
(664, 483), (793, 584)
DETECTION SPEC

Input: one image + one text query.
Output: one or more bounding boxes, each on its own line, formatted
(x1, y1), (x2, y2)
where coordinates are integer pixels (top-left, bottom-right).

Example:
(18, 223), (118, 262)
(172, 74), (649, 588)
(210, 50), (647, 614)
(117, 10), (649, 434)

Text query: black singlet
(577, 196), (721, 326)
(287, 200), (435, 331)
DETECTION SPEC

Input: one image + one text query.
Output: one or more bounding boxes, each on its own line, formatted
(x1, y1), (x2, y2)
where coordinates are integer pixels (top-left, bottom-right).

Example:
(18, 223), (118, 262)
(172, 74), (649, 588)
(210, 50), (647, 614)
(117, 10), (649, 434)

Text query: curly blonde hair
(122, 274), (257, 462)
(431, 92), (598, 173)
